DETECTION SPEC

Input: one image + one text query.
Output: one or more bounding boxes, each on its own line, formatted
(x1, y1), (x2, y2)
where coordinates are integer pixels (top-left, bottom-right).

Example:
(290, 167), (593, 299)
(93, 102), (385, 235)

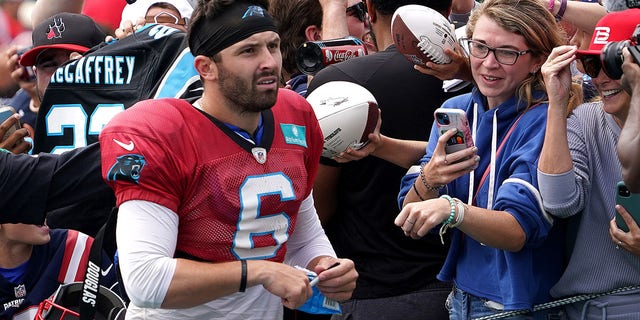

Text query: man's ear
(305, 25), (322, 41)
(366, 0), (377, 23)
(194, 55), (217, 81)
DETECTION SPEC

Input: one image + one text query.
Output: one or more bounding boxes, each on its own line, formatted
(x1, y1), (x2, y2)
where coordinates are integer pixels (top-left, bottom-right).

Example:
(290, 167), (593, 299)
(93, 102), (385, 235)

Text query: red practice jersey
(100, 89), (323, 262)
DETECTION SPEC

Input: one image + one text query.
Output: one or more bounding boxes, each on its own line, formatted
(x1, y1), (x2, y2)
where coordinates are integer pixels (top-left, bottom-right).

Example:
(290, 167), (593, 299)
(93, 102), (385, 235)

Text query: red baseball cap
(19, 13), (106, 67)
(82, 0), (127, 33)
(576, 8), (640, 57)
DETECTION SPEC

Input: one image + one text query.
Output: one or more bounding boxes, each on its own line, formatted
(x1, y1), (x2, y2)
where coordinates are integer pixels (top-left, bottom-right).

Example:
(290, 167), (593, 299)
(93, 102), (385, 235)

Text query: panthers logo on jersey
(106, 154), (146, 184)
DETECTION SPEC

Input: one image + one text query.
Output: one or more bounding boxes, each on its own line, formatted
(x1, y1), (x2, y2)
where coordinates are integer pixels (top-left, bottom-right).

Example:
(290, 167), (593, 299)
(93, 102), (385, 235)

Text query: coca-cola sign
(296, 36), (369, 75)
(323, 45), (367, 64)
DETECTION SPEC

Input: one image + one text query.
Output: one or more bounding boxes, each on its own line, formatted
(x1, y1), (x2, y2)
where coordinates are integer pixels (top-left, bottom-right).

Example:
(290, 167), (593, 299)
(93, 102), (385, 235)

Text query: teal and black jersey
(34, 23), (200, 154)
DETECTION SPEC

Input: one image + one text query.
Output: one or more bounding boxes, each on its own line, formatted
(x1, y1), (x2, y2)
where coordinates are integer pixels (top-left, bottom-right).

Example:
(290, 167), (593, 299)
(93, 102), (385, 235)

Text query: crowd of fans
(0, 0), (639, 319)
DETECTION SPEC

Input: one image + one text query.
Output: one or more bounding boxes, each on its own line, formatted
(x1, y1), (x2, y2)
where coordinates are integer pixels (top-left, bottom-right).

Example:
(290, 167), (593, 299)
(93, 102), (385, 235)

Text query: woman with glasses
(396, 0), (571, 318)
(539, 9), (640, 319)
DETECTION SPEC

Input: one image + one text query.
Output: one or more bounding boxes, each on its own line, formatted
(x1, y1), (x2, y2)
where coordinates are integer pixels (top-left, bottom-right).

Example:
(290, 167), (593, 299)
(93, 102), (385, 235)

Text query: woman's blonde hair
(466, 0), (581, 110)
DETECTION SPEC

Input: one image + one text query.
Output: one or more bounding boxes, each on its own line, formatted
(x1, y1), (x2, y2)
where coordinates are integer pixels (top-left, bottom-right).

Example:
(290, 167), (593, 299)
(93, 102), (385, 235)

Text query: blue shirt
(398, 88), (564, 310)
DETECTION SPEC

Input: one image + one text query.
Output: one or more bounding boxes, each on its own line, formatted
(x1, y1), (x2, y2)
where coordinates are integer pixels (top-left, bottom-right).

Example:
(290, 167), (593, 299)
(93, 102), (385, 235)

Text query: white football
(391, 5), (457, 66)
(306, 81), (379, 159)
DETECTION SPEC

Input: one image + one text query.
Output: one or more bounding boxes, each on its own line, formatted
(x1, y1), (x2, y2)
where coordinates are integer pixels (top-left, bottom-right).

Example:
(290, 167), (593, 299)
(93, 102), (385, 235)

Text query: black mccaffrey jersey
(31, 24), (201, 236)
(34, 23), (201, 154)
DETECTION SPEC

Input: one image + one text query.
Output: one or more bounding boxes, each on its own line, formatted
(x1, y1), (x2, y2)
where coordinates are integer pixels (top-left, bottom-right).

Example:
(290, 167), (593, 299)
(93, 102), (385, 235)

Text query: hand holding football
(392, 5), (457, 66)
(306, 81), (379, 159)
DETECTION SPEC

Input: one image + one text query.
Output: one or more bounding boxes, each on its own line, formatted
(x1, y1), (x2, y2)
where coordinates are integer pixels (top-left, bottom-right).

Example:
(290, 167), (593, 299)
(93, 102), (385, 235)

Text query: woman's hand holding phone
(419, 128), (479, 191)
(610, 181), (640, 255)
(431, 108), (478, 169)
(433, 108), (474, 154)
(436, 128), (479, 168)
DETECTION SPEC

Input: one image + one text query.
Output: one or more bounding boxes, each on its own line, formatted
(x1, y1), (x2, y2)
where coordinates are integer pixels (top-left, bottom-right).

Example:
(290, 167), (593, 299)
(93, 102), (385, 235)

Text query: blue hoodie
(398, 88), (564, 310)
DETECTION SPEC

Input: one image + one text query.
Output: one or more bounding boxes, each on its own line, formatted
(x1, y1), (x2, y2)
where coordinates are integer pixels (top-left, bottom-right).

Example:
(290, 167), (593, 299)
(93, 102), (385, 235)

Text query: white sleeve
(284, 192), (336, 268)
(116, 200), (179, 308)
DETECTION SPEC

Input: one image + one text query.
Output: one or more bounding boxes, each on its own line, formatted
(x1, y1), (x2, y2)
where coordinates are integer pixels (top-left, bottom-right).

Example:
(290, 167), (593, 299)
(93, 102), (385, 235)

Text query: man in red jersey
(99, 1), (357, 319)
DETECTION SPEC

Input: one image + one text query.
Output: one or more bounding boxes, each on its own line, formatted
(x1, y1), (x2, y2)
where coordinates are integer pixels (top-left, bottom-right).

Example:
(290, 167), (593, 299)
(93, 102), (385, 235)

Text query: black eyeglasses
(578, 55), (602, 78)
(460, 38), (531, 65)
(145, 11), (188, 26)
(346, 2), (367, 23)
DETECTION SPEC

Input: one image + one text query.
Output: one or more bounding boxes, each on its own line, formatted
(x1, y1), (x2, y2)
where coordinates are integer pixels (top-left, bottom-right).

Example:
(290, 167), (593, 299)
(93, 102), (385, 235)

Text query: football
(306, 81), (379, 159)
(391, 4), (457, 66)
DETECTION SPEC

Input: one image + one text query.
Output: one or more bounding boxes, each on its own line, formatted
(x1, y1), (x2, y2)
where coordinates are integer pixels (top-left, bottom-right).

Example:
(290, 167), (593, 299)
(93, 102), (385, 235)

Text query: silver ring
(443, 155), (448, 165)
(618, 240), (623, 246)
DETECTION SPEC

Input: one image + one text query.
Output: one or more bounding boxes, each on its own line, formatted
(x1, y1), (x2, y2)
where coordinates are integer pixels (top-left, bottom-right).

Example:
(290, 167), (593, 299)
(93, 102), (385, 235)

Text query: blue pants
(446, 286), (563, 320)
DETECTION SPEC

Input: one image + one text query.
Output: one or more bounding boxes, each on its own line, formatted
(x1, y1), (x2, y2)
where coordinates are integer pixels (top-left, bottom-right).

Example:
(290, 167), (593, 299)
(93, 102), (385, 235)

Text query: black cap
(19, 13), (106, 66)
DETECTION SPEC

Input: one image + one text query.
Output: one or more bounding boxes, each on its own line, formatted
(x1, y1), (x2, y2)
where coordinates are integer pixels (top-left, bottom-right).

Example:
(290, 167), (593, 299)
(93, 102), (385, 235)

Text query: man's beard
(217, 64), (278, 114)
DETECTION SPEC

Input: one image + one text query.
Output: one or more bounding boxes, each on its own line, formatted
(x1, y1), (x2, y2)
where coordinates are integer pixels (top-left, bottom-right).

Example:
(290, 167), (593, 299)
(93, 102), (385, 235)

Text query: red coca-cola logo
(323, 45), (366, 64)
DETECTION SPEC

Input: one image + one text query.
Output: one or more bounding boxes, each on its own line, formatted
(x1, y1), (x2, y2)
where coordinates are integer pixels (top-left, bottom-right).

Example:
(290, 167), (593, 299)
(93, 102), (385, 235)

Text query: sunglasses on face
(578, 55), (602, 78)
(145, 11), (188, 26)
(460, 38), (531, 65)
(346, 2), (367, 23)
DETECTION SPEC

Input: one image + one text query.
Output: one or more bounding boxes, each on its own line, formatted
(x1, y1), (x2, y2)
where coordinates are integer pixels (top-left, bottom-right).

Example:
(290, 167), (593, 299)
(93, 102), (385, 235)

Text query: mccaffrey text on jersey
(49, 55), (136, 85)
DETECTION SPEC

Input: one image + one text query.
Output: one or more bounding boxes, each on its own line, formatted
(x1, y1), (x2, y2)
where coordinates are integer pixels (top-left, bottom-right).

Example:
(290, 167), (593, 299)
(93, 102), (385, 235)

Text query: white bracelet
(450, 198), (466, 228)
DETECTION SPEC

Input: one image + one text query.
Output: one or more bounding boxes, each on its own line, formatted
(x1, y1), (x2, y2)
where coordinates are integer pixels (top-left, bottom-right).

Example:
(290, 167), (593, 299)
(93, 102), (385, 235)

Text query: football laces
(417, 37), (451, 64)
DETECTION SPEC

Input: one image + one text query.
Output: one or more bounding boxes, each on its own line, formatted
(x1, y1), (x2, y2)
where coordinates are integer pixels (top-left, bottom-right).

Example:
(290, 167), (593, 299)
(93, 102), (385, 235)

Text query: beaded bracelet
(419, 162), (444, 192)
(412, 182), (426, 201)
(555, 0), (567, 21)
(438, 195), (457, 245)
(440, 195), (456, 225)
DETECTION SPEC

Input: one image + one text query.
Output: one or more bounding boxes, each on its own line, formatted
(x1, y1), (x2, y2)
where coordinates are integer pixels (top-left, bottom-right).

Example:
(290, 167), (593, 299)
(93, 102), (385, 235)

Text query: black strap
(472, 285), (640, 320)
(79, 207), (119, 320)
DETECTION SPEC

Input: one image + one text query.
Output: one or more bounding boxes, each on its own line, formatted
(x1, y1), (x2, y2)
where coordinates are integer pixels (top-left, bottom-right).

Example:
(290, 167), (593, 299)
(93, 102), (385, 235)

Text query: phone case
(434, 108), (474, 154)
(0, 105), (20, 141)
(615, 181), (640, 232)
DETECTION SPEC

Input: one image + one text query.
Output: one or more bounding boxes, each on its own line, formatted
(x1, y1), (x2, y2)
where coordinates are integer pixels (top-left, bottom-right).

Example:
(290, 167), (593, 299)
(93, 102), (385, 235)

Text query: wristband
(438, 195), (457, 245)
(412, 182), (426, 201)
(239, 260), (247, 292)
(451, 198), (466, 228)
(555, 0), (567, 21)
(0, 148), (10, 154)
(440, 195), (456, 225)
(419, 162), (444, 192)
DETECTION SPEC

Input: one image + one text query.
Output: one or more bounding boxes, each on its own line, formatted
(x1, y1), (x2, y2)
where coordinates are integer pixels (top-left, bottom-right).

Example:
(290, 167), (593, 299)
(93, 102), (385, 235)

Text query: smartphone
(16, 47), (36, 82)
(615, 181), (640, 232)
(0, 105), (21, 142)
(434, 108), (474, 154)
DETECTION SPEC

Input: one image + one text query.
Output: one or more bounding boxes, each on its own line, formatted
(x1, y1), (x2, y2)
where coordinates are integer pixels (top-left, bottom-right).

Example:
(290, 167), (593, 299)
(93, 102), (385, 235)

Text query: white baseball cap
(120, 0), (194, 28)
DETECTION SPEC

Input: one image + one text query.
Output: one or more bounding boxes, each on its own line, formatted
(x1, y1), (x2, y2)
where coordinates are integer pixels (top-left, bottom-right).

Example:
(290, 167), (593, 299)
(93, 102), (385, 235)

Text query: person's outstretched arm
(618, 49), (640, 192)
(32, 0), (84, 26)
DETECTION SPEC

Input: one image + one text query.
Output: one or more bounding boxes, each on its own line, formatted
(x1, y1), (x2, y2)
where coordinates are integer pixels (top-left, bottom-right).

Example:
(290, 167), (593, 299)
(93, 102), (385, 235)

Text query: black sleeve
(0, 142), (113, 228)
(0, 151), (57, 224)
(46, 142), (112, 211)
(45, 142), (115, 237)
